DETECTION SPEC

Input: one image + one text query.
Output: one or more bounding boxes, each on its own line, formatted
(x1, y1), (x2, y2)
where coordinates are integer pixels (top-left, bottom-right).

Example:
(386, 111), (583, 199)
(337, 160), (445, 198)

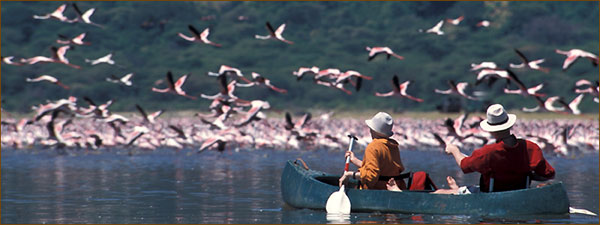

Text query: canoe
(281, 160), (570, 216)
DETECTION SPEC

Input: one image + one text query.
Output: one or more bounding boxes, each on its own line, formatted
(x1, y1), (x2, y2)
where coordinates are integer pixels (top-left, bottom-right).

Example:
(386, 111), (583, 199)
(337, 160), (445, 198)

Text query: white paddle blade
(326, 186), (351, 214)
(569, 207), (597, 216)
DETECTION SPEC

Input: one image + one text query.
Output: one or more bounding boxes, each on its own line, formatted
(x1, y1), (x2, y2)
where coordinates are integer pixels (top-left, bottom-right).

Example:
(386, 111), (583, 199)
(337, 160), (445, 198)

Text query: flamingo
(22, 46), (81, 69)
(476, 20), (490, 27)
(555, 49), (599, 71)
(235, 72), (287, 93)
(509, 49), (550, 73)
(33, 4), (75, 23)
(292, 66), (319, 81)
(334, 70), (373, 92)
(314, 79), (353, 95)
(26, 75), (70, 90)
(72, 3), (104, 28)
(56, 32), (91, 46)
(178, 25), (222, 47)
(423, 20), (444, 35)
(314, 68), (342, 81)
(503, 82), (546, 97)
(152, 71), (197, 100)
(470, 62), (497, 71)
(556, 94), (585, 115)
(446, 16), (464, 25)
(255, 22), (294, 44)
(234, 100), (271, 128)
(106, 73), (133, 86)
(135, 104), (164, 124)
(207, 65), (252, 83)
(375, 75), (424, 102)
(573, 79), (599, 103)
(85, 53), (115, 65)
(2, 56), (25, 66)
(434, 80), (479, 100)
(366, 47), (404, 61)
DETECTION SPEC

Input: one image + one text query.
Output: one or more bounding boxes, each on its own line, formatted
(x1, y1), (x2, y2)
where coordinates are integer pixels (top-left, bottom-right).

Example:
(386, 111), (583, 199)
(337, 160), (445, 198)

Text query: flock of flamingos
(1, 3), (598, 157)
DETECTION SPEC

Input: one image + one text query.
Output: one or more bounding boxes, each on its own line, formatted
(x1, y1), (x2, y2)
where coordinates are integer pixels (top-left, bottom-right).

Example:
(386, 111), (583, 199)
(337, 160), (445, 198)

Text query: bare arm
(445, 144), (468, 167)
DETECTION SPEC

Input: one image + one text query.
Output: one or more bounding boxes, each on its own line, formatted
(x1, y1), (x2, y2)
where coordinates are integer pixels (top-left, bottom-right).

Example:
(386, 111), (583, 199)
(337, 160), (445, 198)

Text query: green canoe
(281, 160), (570, 216)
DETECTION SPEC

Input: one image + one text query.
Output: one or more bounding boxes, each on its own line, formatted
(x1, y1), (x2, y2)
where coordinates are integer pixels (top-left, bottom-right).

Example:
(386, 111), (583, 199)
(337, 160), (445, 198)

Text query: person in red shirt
(444, 104), (556, 193)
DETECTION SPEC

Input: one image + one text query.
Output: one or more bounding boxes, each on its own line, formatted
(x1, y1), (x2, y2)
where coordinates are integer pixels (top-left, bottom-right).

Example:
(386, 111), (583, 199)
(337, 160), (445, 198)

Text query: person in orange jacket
(338, 112), (407, 190)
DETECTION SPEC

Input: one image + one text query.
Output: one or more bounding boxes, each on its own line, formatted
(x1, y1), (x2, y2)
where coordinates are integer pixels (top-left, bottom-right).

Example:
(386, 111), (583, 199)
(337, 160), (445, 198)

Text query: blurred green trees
(1, 1), (598, 114)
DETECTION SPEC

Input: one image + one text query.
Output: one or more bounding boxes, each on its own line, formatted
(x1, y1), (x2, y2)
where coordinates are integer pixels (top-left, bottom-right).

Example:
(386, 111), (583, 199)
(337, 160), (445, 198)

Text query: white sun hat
(479, 104), (517, 132)
(365, 112), (394, 137)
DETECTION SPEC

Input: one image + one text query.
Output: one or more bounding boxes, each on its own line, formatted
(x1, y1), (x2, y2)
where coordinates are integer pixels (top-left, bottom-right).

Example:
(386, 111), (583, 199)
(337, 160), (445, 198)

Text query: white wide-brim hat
(365, 112), (394, 137)
(480, 104), (517, 132)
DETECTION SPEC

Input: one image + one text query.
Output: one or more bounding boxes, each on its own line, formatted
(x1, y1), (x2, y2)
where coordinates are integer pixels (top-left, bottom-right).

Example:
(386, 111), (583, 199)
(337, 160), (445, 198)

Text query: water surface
(1, 148), (598, 223)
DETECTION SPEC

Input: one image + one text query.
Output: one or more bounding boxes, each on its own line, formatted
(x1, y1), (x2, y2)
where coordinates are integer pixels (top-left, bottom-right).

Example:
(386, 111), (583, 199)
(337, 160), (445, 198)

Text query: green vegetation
(1, 1), (599, 115)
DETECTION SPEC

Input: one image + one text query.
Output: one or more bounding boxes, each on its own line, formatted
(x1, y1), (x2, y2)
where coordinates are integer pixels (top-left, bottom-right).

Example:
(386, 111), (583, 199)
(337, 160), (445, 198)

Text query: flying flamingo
(366, 47), (404, 61)
(235, 72), (288, 93)
(85, 53), (117, 66)
(375, 75), (424, 102)
(135, 104), (164, 124)
(503, 82), (546, 97)
(2, 56), (25, 66)
(292, 66), (319, 81)
(26, 75), (70, 90)
(234, 100), (271, 128)
(470, 62), (497, 71)
(33, 4), (75, 23)
(106, 73), (133, 86)
(334, 70), (373, 91)
(178, 25), (222, 47)
(255, 22), (294, 44)
(152, 71), (197, 100)
(72, 3), (104, 28)
(556, 94), (585, 115)
(22, 46), (81, 69)
(476, 20), (490, 27)
(555, 49), (599, 71)
(207, 65), (252, 84)
(446, 16), (464, 25)
(56, 32), (91, 46)
(573, 79), (599, 103)
(422, 20), (444, 35)
(434, 80), (479, 100)
(509, 49), (550, 73)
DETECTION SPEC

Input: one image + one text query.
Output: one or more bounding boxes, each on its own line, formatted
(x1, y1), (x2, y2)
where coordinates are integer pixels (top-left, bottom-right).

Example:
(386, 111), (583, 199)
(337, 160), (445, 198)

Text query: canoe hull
(281, 160), (569, 216)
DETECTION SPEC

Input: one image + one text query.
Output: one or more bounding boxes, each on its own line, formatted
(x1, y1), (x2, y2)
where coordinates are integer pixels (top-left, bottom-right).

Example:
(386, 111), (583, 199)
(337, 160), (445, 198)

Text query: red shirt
(460, 135), (555, 192)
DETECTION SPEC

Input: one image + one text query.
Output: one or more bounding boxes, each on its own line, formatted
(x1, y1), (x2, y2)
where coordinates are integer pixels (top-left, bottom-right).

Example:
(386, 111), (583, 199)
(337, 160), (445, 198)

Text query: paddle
(326, 134), (357, 214)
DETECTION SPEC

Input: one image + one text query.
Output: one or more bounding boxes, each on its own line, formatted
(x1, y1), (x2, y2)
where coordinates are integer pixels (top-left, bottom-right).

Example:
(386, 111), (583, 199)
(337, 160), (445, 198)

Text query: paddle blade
(326, 186), (351, 214)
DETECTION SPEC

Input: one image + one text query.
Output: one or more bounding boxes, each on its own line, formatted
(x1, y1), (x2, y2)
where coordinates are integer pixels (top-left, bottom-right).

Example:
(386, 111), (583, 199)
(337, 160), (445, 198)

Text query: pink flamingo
(573, 79), (599, 103)
(22, 46), (81, 69)
(56, 32), (91, 46)
(207, 65), (252, 84)
(470, 62), (497, 71)
(2, 56), (25, 66)
(255, 22), (294, 44)
(178, 25), (222, 47)
(292, 66), (319, 81)
(503, 82), (546, 97)
(434, 80), (479, 100)
(236, 72), (287, 93)
(33, 4), (75, 23)
(555, 49), (599, 71)
(72, 3), (104, 28)
(375, 75), (424, 102)
(476, 20), (490, 27)
(446, 16), (464, 25)
(366, 47), (404, 61)
(135, 104), (164, 124)
(152, 71), (197, 100)
(509, 49), (550, 73)
(26, 75), (70, 90)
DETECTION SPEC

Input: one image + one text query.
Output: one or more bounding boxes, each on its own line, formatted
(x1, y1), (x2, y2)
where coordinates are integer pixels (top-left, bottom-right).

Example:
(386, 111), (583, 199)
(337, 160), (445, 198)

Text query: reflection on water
(1, 148), (598, 224)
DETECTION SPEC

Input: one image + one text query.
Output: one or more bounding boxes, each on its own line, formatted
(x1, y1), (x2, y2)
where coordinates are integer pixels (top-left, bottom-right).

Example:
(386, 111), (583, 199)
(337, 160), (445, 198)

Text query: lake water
(1, 147), (598, 224)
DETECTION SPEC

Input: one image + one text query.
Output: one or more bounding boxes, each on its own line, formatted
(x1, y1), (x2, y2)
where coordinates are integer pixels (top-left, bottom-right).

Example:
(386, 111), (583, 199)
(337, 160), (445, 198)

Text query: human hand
(344, 151), (355, 161)
(386, 178), (402, 192)
(445, 144), (459, 155)
(338, 171), (350, 187)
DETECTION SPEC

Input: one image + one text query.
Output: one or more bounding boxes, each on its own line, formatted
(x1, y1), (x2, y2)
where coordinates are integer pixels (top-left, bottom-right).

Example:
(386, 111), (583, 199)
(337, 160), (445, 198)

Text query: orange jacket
(358, 138), (405, 190)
